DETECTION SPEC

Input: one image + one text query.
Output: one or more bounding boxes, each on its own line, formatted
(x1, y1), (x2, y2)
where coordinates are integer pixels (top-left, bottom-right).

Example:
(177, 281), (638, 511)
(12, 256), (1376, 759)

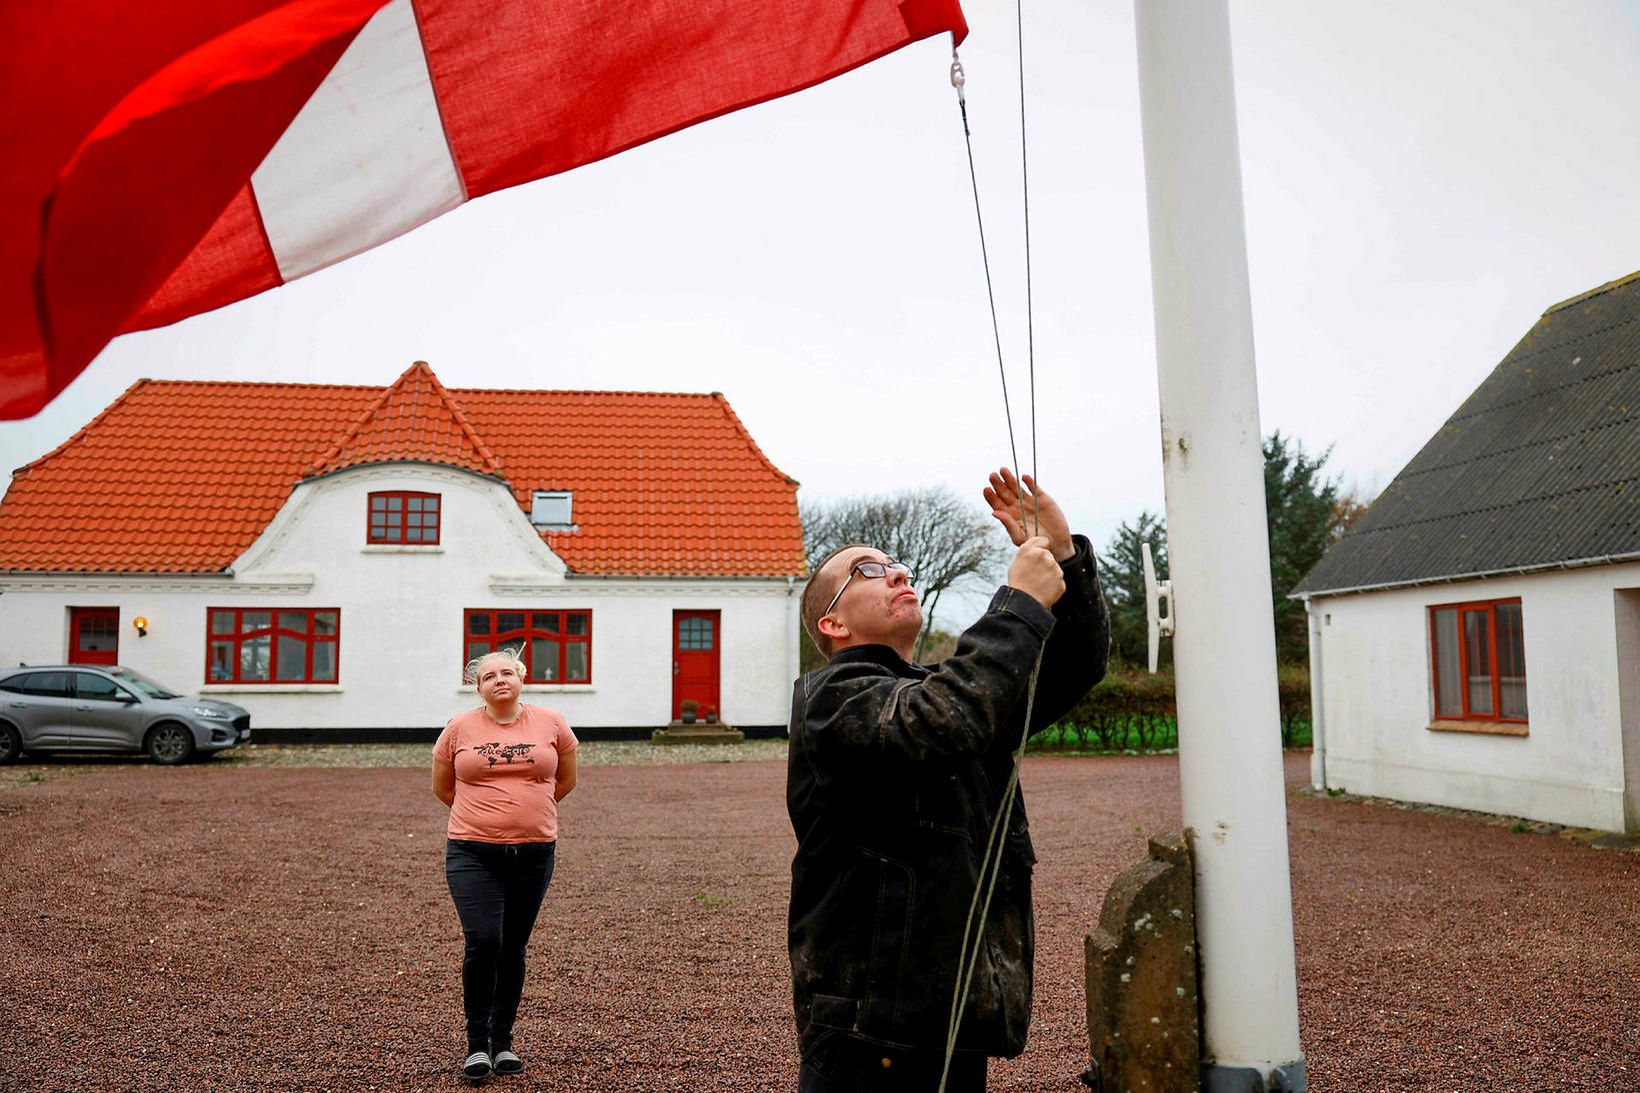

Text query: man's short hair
(801, 543), (869, 661)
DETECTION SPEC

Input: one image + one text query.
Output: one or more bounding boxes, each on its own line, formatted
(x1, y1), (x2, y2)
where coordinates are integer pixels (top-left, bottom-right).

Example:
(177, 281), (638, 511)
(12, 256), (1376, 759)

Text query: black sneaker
(493, 1048), (523, 1075)
(463, 1050), (493, 1082)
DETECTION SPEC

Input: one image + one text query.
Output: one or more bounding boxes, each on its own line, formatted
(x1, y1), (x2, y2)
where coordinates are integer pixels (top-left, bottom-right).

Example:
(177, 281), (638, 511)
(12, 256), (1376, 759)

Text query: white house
(0, 362), (807, 739)
(1294, 272), (1640, 833)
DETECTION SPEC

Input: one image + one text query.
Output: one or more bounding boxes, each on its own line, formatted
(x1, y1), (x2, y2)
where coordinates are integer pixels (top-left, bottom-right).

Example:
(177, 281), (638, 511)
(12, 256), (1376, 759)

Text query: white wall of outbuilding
(1308, 560), (1640, 832)
(0, 464), (802, 732)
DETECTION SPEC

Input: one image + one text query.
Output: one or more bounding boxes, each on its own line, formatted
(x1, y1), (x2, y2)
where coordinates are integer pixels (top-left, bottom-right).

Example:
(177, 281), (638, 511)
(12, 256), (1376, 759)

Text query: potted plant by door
(680, 700), (698, 724)
(705, 706), (719, 724)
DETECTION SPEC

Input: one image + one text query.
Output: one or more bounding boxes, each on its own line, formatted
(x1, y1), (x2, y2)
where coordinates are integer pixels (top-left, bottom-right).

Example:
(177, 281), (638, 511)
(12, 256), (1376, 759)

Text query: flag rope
(1016, 0), (1040, 508)
(940, 5), (1044, 1086)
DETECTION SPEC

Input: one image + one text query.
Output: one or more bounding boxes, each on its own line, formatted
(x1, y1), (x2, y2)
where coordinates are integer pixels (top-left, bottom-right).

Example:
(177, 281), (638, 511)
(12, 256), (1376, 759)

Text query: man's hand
(985, 468), (1074, 562)
(1007, 535), (1066, 609)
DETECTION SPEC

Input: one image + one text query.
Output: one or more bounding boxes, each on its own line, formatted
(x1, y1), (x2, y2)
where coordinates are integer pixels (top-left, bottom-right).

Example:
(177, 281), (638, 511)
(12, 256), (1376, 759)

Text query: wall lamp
(133, 616), (149, 638)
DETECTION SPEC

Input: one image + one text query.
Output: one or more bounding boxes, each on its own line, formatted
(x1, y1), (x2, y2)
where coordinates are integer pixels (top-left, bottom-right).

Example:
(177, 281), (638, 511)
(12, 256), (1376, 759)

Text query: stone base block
(650, 723), (745, 745)
(1083, 833), (1199, 1093)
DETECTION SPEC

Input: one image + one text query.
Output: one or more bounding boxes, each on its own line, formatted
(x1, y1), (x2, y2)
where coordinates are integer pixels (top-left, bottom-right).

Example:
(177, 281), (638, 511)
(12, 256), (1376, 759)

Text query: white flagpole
(1132, 2), (1306, 1088)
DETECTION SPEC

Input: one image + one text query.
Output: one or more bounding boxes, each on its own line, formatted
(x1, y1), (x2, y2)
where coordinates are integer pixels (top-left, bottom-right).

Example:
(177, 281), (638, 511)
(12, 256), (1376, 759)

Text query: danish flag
(0, 0), (966, 417)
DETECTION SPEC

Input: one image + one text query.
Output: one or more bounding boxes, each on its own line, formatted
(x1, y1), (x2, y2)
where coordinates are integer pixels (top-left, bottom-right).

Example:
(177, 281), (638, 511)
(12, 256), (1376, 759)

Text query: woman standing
(433, 647), (578, 1082)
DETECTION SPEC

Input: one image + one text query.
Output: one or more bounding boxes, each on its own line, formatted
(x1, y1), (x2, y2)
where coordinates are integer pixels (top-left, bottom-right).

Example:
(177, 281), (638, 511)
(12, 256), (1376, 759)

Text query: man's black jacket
(786, 536), (1109, 1060)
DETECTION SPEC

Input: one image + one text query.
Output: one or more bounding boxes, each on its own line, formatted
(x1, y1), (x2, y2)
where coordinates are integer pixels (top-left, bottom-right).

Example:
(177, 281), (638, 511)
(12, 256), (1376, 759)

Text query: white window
(531, 490), (573, 529)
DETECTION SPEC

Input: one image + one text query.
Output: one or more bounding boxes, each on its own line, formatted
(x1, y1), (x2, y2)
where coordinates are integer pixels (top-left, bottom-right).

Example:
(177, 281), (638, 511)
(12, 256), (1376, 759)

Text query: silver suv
(0, 665), (250, 765)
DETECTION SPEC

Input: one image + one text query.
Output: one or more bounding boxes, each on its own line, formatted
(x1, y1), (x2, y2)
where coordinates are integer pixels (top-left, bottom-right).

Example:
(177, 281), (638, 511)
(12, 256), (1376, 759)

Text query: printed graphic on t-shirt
(466, 741), (537, 766)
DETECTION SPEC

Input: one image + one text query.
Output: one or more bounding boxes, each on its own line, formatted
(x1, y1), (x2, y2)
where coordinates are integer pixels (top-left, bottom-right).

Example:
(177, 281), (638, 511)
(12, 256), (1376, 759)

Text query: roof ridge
(1543, 269), (1640, 315)
(134, 378), (385, 391)
(85, 378), (727, 399)
(12, 377), (151, 476)
(450, 386), (720, 399)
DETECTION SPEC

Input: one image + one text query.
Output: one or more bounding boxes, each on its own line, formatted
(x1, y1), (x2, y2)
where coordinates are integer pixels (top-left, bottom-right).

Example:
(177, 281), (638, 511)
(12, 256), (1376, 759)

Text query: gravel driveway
(3, 747), (1635, 1091)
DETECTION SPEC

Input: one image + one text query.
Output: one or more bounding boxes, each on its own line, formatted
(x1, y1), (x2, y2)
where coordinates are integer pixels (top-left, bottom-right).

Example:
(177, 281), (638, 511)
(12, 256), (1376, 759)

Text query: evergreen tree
(1101, 432), (1349, 668)
(1098, 510), (1168, 668)
(1263, 431), (1339, 661)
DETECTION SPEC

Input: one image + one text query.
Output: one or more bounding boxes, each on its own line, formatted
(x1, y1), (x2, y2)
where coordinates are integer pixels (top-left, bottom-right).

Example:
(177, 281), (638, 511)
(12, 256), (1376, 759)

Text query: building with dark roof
(0, 362), (807, 740)
(1295, 272), (1640, 832)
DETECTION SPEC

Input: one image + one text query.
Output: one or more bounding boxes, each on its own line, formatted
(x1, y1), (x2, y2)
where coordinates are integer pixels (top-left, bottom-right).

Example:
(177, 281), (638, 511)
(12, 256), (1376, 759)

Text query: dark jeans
(445, 838), (556, 1053)
(798, 1036), (988, 1093)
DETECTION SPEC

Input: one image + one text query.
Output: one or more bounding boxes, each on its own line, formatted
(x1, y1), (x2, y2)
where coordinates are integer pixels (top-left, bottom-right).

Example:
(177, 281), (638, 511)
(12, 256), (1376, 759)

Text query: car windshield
(108, 666), (182, 700)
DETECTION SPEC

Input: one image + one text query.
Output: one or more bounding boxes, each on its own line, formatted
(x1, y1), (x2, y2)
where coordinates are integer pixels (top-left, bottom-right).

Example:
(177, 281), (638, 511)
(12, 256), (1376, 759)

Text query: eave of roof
(1292, 550), (1640, 600)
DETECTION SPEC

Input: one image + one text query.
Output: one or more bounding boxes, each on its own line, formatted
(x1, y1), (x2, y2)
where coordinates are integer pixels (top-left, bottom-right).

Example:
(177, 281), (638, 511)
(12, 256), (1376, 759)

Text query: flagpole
(1132, 2), (1306, 1088)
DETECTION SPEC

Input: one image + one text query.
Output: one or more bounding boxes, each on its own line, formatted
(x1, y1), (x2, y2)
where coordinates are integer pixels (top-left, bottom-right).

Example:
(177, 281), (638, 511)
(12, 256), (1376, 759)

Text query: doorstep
(650, 721), (745, 745)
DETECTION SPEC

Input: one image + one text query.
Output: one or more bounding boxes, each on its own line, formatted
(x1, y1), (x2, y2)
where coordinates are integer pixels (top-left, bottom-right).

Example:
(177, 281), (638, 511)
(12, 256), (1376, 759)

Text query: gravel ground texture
(3, 749), (1636, 1092)
(0, 740), (790, 788)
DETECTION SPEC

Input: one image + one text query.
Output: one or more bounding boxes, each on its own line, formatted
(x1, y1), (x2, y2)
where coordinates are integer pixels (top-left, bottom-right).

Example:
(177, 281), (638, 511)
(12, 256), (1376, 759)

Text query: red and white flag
(0, 0), (966, 418)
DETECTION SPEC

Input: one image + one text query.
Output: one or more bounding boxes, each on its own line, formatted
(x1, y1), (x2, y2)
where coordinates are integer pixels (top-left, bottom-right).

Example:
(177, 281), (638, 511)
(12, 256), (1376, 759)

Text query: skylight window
(531, 490), (574, 529)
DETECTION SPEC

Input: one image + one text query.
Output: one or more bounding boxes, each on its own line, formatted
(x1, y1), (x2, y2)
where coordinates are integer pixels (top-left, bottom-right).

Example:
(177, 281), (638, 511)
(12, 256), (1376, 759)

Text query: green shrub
(1027, 665), (1312, 753)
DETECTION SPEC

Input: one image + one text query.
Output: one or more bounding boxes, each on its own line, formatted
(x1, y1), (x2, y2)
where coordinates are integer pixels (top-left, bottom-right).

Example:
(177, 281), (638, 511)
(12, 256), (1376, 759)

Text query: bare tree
(1328, 479), (1378, 544)
(801, 486), (1008, 663)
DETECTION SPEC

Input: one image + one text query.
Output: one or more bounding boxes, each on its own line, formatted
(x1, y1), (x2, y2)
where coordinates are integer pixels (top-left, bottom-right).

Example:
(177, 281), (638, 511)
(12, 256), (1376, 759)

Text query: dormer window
(369, 491), (441, 544)
(531, 490), (573, 529)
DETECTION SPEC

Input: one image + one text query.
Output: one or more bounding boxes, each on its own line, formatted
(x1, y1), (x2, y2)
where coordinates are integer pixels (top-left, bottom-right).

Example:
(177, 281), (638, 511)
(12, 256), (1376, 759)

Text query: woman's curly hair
(464, 644), (527, 686)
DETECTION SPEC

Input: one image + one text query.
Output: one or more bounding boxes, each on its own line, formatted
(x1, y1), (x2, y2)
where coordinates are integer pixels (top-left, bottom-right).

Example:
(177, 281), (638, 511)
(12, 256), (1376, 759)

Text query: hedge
(1025, 665), (1311, 753)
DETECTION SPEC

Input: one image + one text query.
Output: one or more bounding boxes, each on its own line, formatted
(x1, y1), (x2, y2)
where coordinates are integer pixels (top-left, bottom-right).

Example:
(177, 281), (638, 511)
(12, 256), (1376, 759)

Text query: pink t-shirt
(433, 705), (578, 843)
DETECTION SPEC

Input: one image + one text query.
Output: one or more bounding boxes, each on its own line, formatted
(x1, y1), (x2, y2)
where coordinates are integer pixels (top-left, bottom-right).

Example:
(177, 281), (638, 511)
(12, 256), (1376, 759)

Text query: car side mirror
(118, 693), (140, 704)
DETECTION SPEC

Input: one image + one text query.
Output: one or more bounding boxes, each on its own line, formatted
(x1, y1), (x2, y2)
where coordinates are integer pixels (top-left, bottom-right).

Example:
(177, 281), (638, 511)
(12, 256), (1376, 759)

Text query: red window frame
(464, 609), (591, 684)
(1428, 598), (1527, 723)
(207, 608), (340, 684)
(367, 491), (441, 544)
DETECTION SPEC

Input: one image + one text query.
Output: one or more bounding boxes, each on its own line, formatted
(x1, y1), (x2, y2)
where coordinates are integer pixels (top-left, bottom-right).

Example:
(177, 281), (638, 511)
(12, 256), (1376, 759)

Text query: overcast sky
(4, 0), (1637, 625)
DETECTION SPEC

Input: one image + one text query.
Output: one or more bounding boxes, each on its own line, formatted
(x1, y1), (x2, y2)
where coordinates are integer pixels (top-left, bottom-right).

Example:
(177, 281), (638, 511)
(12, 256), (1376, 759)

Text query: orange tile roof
(0, 363), (805, 577)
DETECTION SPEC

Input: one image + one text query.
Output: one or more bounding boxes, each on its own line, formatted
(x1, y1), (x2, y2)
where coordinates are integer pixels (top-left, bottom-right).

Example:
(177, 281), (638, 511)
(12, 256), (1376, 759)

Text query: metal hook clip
(1142, 540), (1174, 674)
(949, 50), (966, 102)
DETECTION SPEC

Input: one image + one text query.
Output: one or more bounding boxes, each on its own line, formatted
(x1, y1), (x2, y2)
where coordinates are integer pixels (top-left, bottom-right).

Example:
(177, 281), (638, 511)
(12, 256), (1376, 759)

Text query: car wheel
(0, 722), (20, 765)
(145, 722), (196, 765)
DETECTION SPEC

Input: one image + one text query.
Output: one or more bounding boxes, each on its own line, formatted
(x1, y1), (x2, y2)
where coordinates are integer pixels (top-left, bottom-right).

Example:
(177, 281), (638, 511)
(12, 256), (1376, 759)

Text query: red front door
(69, 607), (119, 665)
(672, 610), (721, 721)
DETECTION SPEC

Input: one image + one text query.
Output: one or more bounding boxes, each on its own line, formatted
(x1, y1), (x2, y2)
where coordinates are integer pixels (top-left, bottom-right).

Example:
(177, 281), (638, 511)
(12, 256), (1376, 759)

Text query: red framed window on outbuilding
(1428, 598), (1527, 725)
(368, 491), (440, 544)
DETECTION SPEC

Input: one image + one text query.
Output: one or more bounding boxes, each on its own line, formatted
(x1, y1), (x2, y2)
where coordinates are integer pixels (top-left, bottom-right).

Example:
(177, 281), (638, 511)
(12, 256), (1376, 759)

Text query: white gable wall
(0, 464), (801, 732)
(1311, 560), (1640, 832)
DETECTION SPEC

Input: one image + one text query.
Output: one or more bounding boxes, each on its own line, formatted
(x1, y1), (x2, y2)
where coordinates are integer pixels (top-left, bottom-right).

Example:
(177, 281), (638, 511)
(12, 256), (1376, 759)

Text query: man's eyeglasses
(822, 559), (914, 617)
